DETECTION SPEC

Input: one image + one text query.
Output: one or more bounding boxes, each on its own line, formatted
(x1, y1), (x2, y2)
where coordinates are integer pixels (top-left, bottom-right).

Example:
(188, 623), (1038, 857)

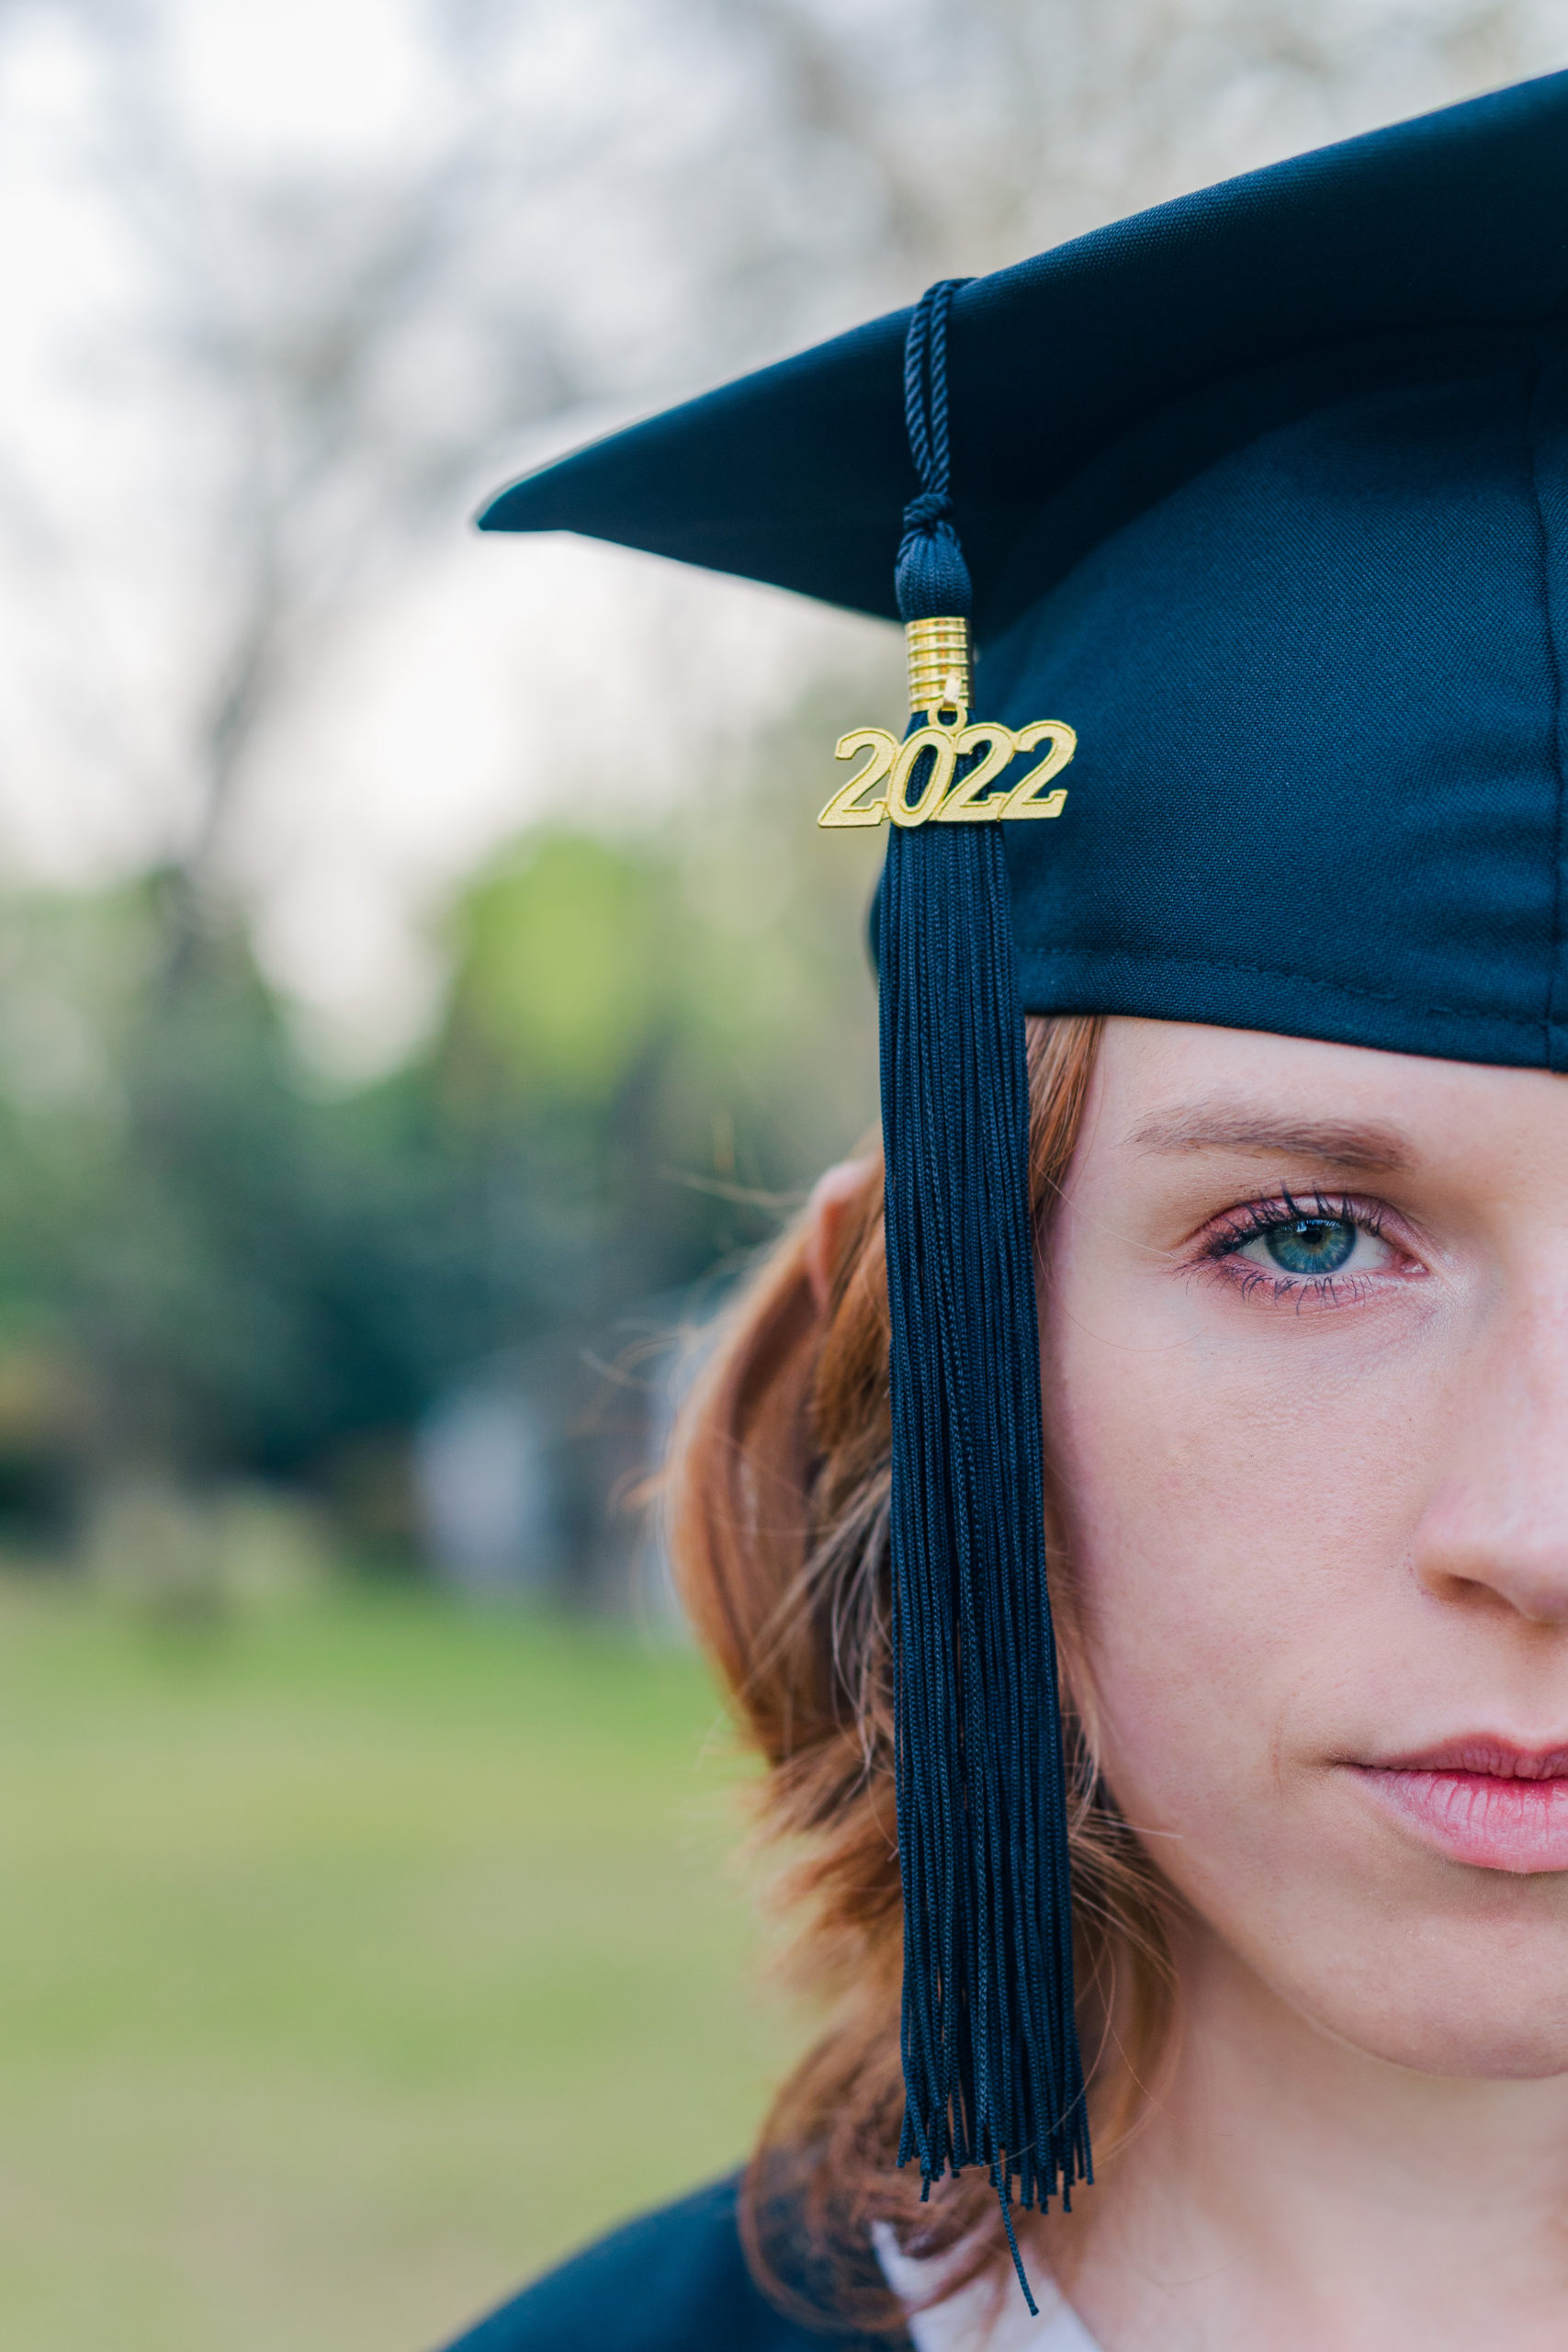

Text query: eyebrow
(1128, 1102), (1414, 1172)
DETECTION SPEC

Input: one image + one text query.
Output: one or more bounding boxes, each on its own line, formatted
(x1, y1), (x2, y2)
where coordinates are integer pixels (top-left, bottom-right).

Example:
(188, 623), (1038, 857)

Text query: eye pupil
(1264, 1217), (1356, 1277)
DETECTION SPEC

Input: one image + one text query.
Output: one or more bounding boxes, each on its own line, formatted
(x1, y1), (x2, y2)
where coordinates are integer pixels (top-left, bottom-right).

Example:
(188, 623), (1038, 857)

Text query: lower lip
(1356, 1768), (1568, 1872)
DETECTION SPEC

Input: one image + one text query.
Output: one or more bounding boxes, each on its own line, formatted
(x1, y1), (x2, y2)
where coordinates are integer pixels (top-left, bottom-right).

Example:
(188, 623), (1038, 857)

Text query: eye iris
(1264, 1217), (1356, 1276)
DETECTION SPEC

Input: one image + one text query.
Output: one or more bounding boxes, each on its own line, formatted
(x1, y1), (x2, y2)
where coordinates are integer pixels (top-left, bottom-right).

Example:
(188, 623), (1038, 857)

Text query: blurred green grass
(0, 1579), (795, 2352)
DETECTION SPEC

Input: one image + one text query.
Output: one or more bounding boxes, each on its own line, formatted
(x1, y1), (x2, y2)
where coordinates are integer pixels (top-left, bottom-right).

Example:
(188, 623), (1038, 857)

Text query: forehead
(1080, 1019), (1568, 1185)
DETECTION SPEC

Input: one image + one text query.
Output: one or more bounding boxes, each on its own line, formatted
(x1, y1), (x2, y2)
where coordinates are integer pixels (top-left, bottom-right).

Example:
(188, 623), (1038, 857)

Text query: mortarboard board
(479, 68), (1568, 2305)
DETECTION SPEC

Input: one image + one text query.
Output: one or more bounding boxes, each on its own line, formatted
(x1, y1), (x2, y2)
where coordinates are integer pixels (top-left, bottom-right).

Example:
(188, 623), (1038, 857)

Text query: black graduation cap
(479, 69), (1568, 2303)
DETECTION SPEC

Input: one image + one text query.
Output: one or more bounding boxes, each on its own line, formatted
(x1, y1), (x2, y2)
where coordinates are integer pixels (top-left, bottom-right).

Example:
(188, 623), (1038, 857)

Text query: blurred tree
(0, 878), (501, 1515)
(0, 699), (882, 1573)
(1, 0), (1555, 943)
(0, 0), (1559, 1589)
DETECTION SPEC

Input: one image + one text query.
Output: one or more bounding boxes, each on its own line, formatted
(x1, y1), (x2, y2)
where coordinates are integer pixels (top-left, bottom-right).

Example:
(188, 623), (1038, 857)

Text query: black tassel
(880, 281), (1089, 2304)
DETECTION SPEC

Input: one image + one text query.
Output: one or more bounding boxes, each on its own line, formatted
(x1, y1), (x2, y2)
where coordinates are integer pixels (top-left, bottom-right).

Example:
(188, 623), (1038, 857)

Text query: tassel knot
(901, 489), (953, 530)
(896, 495), (972, 624)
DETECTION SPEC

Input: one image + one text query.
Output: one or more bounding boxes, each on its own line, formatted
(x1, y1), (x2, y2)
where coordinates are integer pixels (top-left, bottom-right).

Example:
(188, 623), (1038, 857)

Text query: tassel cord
(880, 278), (1090, 2319)
(896, 278), (975, 626)
(881, 823), (1087, 2198)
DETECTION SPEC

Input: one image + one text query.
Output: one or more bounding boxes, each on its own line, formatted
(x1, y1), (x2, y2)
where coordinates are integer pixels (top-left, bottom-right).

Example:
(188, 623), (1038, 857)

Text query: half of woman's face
(1044, 1016), (1568, 2078)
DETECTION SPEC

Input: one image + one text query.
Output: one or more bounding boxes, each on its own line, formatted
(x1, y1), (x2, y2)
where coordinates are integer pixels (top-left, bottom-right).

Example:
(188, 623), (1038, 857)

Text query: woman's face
(1044, 1017), (1568, 2078)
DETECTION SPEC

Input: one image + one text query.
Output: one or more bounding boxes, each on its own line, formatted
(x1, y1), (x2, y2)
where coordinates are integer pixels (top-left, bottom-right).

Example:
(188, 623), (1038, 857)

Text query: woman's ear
(804, 1158), (877, 1317)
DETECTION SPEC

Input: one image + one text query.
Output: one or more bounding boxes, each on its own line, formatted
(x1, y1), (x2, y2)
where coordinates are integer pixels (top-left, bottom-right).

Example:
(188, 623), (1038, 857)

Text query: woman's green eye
(1263, 1217), (1357, 1276)
(1222, 1205), (1402, 1294)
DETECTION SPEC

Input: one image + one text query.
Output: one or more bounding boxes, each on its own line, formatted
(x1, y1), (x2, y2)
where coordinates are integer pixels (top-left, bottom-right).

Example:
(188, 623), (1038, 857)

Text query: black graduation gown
(434, 2173), (912, 2351)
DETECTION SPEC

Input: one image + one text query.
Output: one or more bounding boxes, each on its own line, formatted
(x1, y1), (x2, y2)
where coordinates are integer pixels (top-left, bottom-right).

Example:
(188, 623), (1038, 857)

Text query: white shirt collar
(872, 2221), (1102, 2352)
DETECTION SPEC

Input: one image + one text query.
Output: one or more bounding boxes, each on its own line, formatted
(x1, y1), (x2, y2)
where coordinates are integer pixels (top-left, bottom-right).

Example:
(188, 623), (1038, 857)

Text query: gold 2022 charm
(817, 615), (1075, 831)
(818, 715), (1075, 830)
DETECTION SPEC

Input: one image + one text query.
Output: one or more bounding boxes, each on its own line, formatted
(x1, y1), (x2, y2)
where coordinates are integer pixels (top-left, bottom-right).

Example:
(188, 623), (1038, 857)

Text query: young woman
(439, 68), (1568, 2352)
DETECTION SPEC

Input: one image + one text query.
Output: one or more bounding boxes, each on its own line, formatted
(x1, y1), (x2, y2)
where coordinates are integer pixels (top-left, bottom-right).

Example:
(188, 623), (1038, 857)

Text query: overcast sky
(0, 0), (1563, 1071)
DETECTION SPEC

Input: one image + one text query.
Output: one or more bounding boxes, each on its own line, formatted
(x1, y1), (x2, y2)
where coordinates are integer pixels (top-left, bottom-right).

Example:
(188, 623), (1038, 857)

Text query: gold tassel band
(905, 616), (972, 718)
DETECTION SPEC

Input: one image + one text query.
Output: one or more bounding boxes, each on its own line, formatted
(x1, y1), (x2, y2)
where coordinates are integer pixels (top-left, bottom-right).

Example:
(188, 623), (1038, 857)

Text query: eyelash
(1199, 1188), (1400, 1310)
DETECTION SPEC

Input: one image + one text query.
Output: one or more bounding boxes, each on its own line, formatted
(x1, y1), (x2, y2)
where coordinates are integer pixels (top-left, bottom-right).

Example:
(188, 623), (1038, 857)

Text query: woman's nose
(1412, 1293), (1568, 1625)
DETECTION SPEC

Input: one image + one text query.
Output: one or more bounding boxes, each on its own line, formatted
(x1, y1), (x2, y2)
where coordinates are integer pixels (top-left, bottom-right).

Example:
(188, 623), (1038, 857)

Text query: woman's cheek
(1043, 1274), (1568, 2076)
(1043, 1281), (1415, 1927)
(1049, 1340), (1292, 1869)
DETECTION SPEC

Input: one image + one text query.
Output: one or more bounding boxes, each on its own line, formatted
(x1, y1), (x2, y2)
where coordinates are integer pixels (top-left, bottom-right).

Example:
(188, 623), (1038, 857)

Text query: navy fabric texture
(479, 73), (1568, 1076)
(879, 819), (1087, 2231)
(432, 2175), (905, 2352)
(478, 74), (1568, 629)
(874, 284), (1088, 2268)
(989, 338), (1568, 1071)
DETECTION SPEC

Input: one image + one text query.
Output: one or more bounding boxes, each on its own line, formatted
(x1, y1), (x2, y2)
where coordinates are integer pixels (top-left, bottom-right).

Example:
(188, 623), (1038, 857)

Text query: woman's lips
(1352, 1741), (1568, 1872)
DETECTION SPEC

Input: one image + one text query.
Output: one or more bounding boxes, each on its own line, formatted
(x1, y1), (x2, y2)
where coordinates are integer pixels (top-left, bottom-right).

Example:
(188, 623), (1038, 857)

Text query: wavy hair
(665, 1013), (1176, 2334)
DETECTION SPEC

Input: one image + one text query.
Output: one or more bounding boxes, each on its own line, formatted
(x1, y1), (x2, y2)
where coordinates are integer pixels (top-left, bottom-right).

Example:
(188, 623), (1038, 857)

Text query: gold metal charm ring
(905, 616), (973, 718)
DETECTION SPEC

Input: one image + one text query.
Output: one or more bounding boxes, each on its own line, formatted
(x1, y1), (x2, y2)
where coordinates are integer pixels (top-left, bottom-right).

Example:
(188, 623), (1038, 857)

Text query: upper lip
(1359, 1739), (1568, 1781)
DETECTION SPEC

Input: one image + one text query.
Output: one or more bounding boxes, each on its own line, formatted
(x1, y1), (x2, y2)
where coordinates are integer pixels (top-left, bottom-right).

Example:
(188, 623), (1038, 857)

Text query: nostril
(1414, 1541), (1568, 1627)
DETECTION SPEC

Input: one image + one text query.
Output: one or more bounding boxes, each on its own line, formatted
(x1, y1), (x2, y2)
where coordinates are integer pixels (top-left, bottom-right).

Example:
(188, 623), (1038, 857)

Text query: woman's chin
(1358, 2013), (1568, 2081)
(1201, 1871), (1568, 2085)
(1280, 1939), (1568, 2083)
(1258, 1781), (1568, 2078)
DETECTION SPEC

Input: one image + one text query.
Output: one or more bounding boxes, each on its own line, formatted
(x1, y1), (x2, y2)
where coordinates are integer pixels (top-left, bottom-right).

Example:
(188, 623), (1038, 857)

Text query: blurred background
(0, 1), (1560, 2344)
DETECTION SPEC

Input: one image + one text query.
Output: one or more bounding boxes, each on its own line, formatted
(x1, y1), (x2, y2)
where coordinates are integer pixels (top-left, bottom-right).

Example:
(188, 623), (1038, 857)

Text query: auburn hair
(666, 1013), (1176, 2335)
